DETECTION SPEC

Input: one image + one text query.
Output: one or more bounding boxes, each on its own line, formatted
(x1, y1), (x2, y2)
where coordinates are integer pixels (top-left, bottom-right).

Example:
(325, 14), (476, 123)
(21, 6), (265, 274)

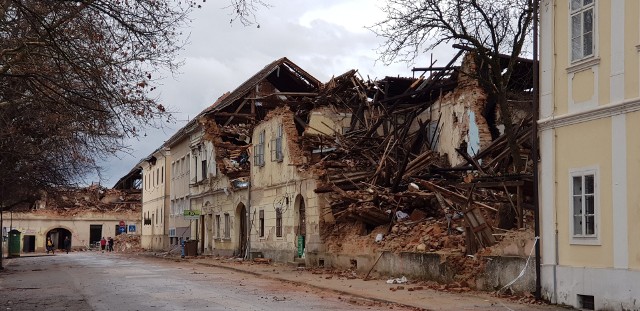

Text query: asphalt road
(0, 252), (408, 311)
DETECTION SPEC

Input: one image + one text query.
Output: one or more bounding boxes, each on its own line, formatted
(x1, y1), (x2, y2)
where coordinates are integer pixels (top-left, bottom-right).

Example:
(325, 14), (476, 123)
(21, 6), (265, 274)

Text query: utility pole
(1, 204), (4, 270)
(532, 0), (542, 300)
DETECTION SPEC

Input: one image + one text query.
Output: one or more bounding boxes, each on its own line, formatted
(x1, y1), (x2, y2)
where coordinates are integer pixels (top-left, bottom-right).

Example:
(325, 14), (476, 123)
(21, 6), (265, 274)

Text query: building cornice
(539, 97), (640, 130)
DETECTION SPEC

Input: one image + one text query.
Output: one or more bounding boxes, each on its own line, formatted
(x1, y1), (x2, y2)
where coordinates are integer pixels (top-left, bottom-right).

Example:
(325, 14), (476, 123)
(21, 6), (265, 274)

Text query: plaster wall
(548, 265), (640, 311)
(414, 55), (492, 166)
(1, 211), (140, 253)
(250, 113), (322, 263)
(554, 118), (613, 267)
(168, 133), (192, 245)
(141, 149), (171, 251)
(627, 110), (640, 270)
(538, 1), (640, 308)
(324, 251), (535, 294)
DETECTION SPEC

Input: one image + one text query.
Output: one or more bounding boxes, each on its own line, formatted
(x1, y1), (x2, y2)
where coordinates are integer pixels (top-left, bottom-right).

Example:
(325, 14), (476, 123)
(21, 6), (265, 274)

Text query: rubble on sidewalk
(193, 51), (536, 294)
(114, 234), (143, 253)
(294, 50), (535, 290)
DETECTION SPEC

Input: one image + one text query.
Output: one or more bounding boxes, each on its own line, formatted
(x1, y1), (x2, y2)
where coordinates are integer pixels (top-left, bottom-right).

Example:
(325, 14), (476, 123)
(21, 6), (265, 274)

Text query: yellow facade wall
(554, 1), (569, 116)
(624, 0), (639, 99)
(597, 0), (611, 106)
(626, 110), (640, 269)
(555, 118), (613, 268)
(571, 69), (595, 103)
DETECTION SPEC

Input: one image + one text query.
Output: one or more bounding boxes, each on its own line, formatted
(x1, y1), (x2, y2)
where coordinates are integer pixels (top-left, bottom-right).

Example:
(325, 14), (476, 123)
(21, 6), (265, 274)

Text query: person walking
(100, 237), (106, 253)
(64, 236), (71, 254)
(107, 237), (114, 252)
(46, 237), (54, 254)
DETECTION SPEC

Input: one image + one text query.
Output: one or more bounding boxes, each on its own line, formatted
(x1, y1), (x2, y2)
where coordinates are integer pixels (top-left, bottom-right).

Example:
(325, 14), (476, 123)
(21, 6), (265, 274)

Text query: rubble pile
(29, 185), (141, 216)
(297, 50), (536, 287)
(194, 53), (536, 288)
(203, 119), (252, 178)
(114, 234), (143, 253)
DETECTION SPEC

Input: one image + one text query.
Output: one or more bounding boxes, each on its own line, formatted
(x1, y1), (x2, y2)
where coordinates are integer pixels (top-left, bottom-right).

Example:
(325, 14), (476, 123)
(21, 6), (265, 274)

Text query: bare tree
(0, 1), (194, 204)
(371, 0), (535, 171)
(0, 0), (271, 200)
(227, 0), (271, 26)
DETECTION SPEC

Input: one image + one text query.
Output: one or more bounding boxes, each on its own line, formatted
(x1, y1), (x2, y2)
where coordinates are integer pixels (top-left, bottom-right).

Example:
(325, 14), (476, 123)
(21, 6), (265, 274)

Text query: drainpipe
(532, 0), (542, 300)
(245, 171), (252, 260)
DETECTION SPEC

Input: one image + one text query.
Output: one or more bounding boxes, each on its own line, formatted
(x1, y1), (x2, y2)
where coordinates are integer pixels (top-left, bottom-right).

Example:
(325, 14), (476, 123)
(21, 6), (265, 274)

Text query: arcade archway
(46, 228), (72, 250)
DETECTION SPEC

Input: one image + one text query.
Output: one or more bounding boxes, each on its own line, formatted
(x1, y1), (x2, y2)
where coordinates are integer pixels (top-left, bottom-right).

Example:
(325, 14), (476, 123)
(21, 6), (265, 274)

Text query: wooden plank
(416, 180), (498, 212)
(223, 98), (248, 126)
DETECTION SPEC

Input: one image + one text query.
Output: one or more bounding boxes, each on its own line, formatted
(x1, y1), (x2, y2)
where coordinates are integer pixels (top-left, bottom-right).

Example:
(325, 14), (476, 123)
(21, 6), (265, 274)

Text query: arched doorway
(295, 195), (306, 258)
(46, 228), (72, 251)
(236, 203), (247, 258)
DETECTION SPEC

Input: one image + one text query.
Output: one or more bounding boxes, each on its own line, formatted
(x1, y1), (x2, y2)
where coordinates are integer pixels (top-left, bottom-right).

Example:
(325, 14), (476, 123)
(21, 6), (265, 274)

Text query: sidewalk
(177, 255), (567, 311)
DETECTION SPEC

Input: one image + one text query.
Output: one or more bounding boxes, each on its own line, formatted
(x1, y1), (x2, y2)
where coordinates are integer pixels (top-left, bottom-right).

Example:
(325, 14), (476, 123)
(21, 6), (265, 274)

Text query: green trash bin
(297, 235), (305, 258)
(8, 230), (21, 257)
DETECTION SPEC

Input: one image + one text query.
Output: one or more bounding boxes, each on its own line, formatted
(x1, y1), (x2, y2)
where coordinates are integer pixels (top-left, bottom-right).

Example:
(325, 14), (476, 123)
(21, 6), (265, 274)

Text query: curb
(146, 254), (424, 309)
(193, 261), (430, 311)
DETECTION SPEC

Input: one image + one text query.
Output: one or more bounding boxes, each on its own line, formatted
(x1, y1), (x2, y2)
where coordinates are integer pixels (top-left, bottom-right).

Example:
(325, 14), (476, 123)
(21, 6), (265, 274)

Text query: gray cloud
(93, 0), (439, 187)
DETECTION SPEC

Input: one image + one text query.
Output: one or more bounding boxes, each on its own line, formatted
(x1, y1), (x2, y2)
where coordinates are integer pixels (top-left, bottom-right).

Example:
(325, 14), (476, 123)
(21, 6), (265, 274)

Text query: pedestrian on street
(46, 237), (54, 254)
(108, 237), (114, 252)
(100, 237), (106, 253)
(64, 236), (71, 254)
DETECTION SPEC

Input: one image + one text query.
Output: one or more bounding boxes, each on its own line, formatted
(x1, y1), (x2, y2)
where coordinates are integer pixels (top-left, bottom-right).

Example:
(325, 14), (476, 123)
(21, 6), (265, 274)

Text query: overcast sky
(94, 0), (453, 187)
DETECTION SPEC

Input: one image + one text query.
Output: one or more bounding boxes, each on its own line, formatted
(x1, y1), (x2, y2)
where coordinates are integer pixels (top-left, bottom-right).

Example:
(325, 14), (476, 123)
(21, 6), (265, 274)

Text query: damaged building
(139, 52), (536, 292)
(1, 183), (141, 255)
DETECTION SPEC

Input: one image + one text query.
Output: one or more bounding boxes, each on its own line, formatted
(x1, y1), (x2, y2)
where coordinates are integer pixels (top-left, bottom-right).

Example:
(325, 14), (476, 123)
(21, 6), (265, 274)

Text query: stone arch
(235, 202), (247, 257)
(294, 194), (306, 258)
(45, 226), (73, 250)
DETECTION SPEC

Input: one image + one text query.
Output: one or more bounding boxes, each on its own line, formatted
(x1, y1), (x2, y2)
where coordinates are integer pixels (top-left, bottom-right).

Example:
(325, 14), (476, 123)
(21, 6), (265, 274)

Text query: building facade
(1, 187), (140, 254)
(166, 125), (194, 248)
(539, 1), (640, 309)
(140, 148), (171, 250)
(248, 110), (322, 263)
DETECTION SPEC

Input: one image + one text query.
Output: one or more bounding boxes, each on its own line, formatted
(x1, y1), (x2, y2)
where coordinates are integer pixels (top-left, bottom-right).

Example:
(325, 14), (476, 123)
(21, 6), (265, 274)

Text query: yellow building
(140, 148), (171, 251)
(539, 1), (640, 309)
(165, 121), (196, 248)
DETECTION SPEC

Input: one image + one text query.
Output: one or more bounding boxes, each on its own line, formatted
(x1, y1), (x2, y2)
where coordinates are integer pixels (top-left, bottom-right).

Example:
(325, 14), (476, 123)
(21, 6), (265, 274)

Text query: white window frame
(570, 0), (595, 62)
(569, 167), (600, 245)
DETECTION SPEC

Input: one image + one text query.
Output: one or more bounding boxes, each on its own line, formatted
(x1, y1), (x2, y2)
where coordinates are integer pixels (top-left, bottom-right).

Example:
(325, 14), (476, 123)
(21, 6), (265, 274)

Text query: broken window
(426, 120), (441, 149)
(254, 130), (265, 166)
(271, 124), (283, 162)
(259, 210), (265, 237)
(215, 214), (221, 238)
(571, 169), (597, 239)
(571, 0), (594, 61)
(275, 208), (282, 237)
(224, 213), (230, 239)
(201, 159), (207, 181)
(191, 155), (198, 183)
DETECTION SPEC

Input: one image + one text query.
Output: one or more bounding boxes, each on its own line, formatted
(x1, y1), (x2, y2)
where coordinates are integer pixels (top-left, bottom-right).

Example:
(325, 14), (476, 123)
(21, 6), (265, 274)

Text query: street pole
(1, 204), (4, 270)
(532, 0), (542, 300)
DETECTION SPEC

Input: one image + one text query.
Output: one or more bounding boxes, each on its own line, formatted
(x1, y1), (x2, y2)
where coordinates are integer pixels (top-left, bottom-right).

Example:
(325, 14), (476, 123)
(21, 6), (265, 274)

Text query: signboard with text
(183, 210), (201, 220)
